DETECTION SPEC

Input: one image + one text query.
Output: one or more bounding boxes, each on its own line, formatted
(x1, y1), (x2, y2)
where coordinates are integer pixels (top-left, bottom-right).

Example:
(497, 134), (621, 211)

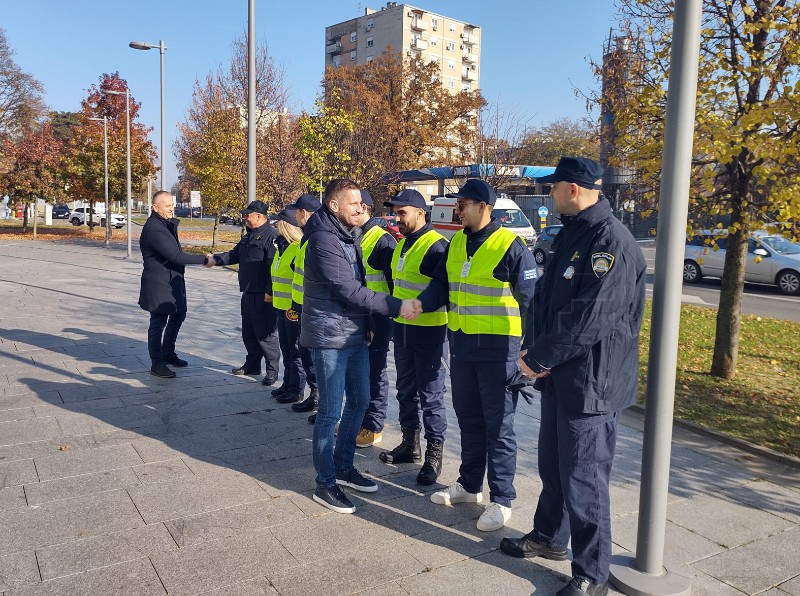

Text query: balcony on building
(411, 37), (428, 50)
(326, 41), (343, 54)
(461, 31), (476, 45)
(462, 68), (477, 81)
(462, 50), (477, 63)
(410, 17), (427, 31)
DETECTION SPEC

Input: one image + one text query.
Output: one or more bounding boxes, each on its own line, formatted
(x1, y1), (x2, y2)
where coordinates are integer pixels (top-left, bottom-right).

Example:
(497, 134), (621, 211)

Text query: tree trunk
(212, 215), (219, 250)
(710, 224), (747, 379)
(22, 200), (29, 232)
(32, 198), (38, 240)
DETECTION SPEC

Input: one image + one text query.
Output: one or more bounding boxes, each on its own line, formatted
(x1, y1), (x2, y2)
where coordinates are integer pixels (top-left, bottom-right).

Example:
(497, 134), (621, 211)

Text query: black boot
(292, 388), (318, 412)
(271, 384), (288, 397)
(150, 361), (176, 378)
(416, 439), (443, 485)
(379, 428), (421, 464)
(163, 353), (188, 367)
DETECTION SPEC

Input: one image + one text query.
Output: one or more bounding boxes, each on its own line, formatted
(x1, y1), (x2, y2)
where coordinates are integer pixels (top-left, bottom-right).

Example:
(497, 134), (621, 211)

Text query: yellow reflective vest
(361, 224), (391, 293)
(292, 239), (308, 305)
(446, 227), (521, 336)
(271, 241), (299, 311)
(391, 229), (447, 327)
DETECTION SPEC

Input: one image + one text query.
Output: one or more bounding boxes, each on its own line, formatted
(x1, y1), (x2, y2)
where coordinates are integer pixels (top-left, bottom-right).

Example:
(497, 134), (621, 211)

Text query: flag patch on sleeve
(523, 268), (538, 280)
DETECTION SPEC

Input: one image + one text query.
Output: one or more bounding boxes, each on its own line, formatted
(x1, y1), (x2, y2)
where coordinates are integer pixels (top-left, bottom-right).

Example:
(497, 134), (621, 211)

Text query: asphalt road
(640, 246), (800, 322)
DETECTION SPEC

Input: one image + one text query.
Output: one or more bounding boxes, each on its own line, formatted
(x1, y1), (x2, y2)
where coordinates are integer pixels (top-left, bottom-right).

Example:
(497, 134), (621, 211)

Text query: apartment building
(324, 2), (481, 94)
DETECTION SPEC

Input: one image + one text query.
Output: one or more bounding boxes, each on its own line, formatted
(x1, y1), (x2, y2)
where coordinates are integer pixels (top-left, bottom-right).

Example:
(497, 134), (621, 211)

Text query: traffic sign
(538, 206), (549, 218)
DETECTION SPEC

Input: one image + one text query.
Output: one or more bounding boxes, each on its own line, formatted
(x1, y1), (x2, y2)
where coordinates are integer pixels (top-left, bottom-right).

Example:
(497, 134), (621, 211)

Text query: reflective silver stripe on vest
(447, 282), (514, 298)
(365, 273), (386, 282)
(395, 278), (430, 292)
(448, 303), (521, 317)
(292, 282), (303, 293)
(273, 276), (293, 285)
(273, 290), (293, 300)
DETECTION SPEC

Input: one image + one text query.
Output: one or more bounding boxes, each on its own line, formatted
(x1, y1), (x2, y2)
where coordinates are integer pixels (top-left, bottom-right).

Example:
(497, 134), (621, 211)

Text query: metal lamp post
(102, 88), (132, 258)
(129, 40), (166, 191)
(87, 116), (110, 245)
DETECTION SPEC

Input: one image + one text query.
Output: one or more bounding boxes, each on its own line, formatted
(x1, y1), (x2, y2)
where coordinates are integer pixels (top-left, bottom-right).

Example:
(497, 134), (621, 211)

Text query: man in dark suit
(138, 191), (208, 378)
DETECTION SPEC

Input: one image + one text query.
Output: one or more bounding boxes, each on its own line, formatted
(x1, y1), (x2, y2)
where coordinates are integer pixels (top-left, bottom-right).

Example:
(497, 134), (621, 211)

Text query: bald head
(152, 191), (175, 219)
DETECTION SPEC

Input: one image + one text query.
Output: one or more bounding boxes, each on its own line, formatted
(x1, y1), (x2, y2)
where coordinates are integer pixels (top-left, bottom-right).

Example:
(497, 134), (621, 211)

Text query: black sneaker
(556, 577), (608, 596)
(150, 362), (176, 379)
(313, 485), (355, 514)
(163, 353), (188, 367)
(500, 532), (568, 560)
(335, 467), (378, 493)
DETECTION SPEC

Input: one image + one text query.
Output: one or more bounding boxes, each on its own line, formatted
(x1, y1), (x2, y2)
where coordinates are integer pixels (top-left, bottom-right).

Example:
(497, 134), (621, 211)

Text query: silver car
(684, 231), (800, 295)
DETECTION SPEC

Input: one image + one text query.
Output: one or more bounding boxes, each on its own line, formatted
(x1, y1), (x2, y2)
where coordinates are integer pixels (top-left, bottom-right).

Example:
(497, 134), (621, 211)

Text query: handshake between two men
(399, 298), (422, 321)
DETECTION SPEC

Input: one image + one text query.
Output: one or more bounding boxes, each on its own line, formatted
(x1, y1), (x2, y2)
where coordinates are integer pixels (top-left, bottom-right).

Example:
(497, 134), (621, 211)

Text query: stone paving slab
(23, 467), (141, 505)
(0, 551), (39, 593)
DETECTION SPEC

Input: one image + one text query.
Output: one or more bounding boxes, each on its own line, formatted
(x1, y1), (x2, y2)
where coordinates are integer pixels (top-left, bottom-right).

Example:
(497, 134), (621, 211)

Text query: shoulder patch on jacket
(591, 252), (615, 278)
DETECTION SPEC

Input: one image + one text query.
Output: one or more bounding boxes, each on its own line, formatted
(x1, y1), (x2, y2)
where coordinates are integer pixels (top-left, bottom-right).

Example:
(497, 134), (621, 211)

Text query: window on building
(333, 56), (342, 67)
(366, 17), (374, 29)
(366, 55), (373, 63)
(448, 79), (454, 89)
(431, 17), (439, 30)
(446, 41), (456, 51)
(462, 82), (471, 92)
(430, 36), (438, 47)
(350, 50), (356, 61)
(449, 21), (456, 32)
(367, 37), (374, 47)
(350, 32), (357, 43)
(448, 60), (455, 70)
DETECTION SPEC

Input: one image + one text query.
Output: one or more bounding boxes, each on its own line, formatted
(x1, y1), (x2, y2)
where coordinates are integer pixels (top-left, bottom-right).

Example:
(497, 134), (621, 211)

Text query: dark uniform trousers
(277, 311), (316, 393)
(361, 315), (391, 433)
(147, 311), (186, 363)
(393, 339), (447, 442)
(450, 358), (518, 507)
(241, 292), (280, 376)
(531, 390), (619, 584)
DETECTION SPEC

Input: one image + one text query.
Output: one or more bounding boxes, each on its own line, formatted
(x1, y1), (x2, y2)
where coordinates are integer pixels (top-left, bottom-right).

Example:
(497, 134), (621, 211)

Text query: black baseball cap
(446, 179), (497, 206)
(276, 206), (299, 227)
(385, 189), (426, 209)
(241, 200), (269, 215)
(360, 190), (374, 207)
(292, 194), (321, 212)
(537, 157), (604, 190)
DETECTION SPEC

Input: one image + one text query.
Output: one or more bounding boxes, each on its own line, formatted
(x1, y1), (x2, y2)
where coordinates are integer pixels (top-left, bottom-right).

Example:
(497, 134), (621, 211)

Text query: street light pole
(130, 40), (167, 191)
(103, 88), (132, 258)
(88, 116), (110, 245)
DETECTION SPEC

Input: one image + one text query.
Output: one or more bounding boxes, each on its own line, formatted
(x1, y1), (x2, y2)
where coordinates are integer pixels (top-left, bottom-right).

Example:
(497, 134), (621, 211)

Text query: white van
(430, 195), (537, 249)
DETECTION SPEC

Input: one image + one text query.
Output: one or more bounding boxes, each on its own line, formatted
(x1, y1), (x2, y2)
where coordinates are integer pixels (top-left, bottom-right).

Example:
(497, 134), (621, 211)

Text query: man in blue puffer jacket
(300, 178), (419, 514)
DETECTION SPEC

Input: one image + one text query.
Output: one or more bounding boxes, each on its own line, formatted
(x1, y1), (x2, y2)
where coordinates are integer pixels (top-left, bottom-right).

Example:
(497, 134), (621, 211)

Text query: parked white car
(69, 207), (126, 229)
(429, 196), (538, 249)
(684, 231), (800, 295)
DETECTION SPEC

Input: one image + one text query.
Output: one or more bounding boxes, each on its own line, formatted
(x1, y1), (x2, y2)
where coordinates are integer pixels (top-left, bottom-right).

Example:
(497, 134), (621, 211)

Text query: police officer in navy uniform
(353, 190), (396, 447)
(416, 179), (537, 532)
(208, 200), (281, 386)
(379, 189), (449, 485)
(500, 157), (646, 596)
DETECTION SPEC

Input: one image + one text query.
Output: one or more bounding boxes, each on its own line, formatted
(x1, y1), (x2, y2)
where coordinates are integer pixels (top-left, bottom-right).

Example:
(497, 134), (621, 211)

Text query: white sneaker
(476, 502), (512, 532)
(430, 482), (483, 506)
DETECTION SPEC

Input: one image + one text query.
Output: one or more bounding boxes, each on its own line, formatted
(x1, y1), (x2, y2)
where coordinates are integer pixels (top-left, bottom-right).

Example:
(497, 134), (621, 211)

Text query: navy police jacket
(138, 213), (205, 314)
(214, 221), (277, 294)
(300, 205), (402, 349)
(524, 198), (646, 414)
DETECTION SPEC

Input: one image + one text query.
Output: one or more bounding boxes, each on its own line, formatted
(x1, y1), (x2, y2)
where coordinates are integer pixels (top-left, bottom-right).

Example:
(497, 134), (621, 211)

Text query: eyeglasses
(455, 200), (477, 211)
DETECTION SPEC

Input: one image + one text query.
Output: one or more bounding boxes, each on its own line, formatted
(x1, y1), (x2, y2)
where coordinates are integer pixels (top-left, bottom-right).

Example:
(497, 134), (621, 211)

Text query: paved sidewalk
(1, 239), (799, 596)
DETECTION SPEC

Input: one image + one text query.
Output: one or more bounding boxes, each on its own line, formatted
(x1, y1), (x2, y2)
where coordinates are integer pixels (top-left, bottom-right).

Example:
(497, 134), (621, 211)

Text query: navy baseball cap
(241, 200), (269, 215)
(360, 190), (374, 207)
(537, 157), (604, 190)
(276, 206), (299, 227)
(446, 179), (497, 206)
(292, 194), (321, 212)
(385, 189), (426, 209)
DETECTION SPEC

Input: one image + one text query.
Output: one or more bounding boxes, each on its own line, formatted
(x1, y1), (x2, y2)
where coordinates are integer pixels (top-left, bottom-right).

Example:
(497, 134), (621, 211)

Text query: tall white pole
(159, 40), (166, 191)
(247, 0), (256, 205)
(103, 116), (109, 245)
(125, 88), (132, 258)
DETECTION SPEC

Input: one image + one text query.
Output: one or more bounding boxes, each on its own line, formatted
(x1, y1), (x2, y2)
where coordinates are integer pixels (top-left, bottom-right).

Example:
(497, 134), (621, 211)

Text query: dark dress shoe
(150, 362), (176, 378)
(231, 365), (260, 376)
(292, 393), (317, 412)
(556, 577), (608, 596)
(163, 353), (188, 367)
(271, 385), (288, 397)
(275, 392), (301, 404)
(261, 374), (279, 386)
(499, 533), (568, 560)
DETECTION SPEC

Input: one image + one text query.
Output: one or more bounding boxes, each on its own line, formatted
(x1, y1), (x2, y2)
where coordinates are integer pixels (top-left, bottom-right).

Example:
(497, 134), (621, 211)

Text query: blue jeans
(311, 344), (370, 488)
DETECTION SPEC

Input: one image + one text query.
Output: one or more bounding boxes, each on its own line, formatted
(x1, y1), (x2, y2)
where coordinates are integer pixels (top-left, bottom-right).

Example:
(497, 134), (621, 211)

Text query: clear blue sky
(2, 0), (618, 188)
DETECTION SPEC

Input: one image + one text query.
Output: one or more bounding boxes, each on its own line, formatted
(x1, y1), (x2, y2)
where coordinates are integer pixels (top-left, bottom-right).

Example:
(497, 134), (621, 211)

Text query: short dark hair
(323, 179), (360, 206)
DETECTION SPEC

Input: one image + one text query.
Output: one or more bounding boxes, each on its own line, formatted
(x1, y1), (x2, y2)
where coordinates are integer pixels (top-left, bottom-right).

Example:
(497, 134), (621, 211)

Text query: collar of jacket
(561, 196), (612, 230)
(307, 204), (362, 243)
(463, 217), (501, 241)
(362, 217), (380, 234)
(150, 211), (179, 230)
